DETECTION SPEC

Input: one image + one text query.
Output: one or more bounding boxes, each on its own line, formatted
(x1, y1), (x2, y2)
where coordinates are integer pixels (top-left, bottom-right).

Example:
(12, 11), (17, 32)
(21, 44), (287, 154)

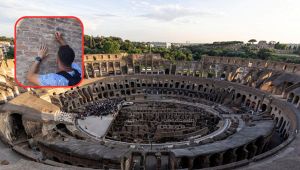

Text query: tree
(89, 36), (96, 49)
(248, 39), (257, 44)
(103, 40), (120, 54)
(173, 50), (186, 60)
(84, 46), (92, 54)
(294, 46), (300, 55)
(193, 52), (202, 60)
(257, 48), (272, 60)
(274, 42), (287, 50)
(94, 36), (105, 49)
(128, 48), (142, 54)
(163, 53), (175, 62)
(0, 36), (13, 44)
(5, 47), (14, 59)
(207, 49), (222, 56)
(121, 40), (134, 52)
(84, 35), (91, 47)
(242, 46), (256, 58)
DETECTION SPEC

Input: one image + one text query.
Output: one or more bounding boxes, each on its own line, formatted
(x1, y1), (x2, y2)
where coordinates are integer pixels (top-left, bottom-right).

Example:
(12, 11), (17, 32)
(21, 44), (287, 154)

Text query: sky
(0, 0), (300, 43)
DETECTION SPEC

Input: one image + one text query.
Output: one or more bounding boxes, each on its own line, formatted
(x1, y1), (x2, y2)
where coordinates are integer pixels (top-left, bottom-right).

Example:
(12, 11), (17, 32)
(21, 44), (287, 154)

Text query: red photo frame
(14, 16), (85, 88)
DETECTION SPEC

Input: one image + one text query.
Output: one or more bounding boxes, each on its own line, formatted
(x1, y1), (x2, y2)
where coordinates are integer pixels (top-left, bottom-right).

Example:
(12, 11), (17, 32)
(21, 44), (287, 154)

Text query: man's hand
(38, 43), (48, 60)
(55, 32), (66, 46)
(27, 43), (48, 85)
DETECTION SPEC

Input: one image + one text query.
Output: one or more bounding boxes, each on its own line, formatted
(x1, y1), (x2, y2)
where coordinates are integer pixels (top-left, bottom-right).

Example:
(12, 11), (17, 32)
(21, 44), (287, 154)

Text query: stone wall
(84, 54), (300, 77)
(0, 112), (12, 144)
(16, 17), (83, 85)
(0, 47), (3, 59)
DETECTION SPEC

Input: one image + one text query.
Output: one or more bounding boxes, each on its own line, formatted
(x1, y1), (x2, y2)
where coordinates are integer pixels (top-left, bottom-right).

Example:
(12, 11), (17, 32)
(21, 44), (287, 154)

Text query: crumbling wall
(0, 48), (3, 59)
(16, 18), (83, 86)
(0, 112), (13, 144)
(23, 119), (43, 138)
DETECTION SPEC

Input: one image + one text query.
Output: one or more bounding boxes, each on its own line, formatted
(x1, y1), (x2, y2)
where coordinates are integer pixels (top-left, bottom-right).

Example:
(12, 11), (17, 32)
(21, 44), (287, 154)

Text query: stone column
(113, 62), (116, 75)
(142, 153), (147, 170)
(200, 60), (204, 78)
(132, 63), (135, 74)
(237, 146), (248, 161)
(215, 153), (224, 166)
(151, 56), (154, 75)
(139, 63), (142, 74)
(99, 62), (102, 76)
(257, 95), (265, 112)
(266, 96), (273, 114)
(92, 63), (97, 78)
(84, 63), (90, 79)
(201, 156), (210, 168)
(256, 138), (266, 155)
(292, 96), (298, 105)
(282, 82), (290, 98)
(222, 150), (234, 165)
(155, 152), (162, 170)
(145, 55), (148, 74)
(121, 157), (125, 170)
(13, 86), (20, 96)
(170, 157), (178, 170)
(188, 157), (194, 170)
(106, 61), (109, 75)
(247, 143), (258, 159)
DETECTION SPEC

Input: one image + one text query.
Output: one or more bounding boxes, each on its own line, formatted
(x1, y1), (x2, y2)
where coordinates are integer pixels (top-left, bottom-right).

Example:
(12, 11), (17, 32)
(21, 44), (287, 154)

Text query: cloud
(93, 13), (117, 17)
(0, 3), (14, 9)
(130, 0), (150, 7)
(138, 4), (220, 21)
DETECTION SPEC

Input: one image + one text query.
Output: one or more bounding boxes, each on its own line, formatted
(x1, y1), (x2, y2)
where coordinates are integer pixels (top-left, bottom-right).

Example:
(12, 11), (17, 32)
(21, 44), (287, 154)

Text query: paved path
(1, 159), (91, 170)
(77, 115), (114, 138)
(240, 133), (300, 170)
(0, 140), (26, 170)
(239, 95), (300, 170)
(0, 140), (24, 167)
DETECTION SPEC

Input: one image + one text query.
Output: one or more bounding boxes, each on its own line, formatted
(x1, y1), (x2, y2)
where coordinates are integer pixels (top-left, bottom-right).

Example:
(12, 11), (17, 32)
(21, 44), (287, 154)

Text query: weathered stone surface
(1, 160), (9, 165)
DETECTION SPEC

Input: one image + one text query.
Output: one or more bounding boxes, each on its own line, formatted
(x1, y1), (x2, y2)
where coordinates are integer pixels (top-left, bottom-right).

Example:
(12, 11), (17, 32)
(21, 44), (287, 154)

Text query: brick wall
(16, 18), (83, 86)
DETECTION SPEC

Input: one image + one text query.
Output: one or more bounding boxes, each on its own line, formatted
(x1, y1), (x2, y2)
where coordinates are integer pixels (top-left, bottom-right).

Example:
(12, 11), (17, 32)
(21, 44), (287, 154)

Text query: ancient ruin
(0, 54), (300, 169)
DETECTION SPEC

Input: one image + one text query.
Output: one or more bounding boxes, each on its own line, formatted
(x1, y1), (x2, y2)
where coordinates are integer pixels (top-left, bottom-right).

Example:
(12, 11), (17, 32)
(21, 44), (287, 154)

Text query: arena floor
(77, 115), (114, 138)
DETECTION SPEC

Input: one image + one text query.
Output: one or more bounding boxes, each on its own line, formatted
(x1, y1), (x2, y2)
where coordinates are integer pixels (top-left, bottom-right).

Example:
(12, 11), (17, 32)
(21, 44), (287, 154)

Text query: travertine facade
(83, 54), (300, 108)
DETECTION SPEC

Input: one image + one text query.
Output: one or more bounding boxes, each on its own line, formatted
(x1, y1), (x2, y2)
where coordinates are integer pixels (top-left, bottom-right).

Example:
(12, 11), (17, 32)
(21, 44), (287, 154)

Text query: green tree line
(84, 35), (193, 61)
(84, 35), (300, 63)
(1, 35), (299, 63)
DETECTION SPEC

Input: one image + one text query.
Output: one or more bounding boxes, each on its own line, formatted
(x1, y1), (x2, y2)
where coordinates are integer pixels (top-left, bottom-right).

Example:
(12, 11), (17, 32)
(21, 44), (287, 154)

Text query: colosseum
(0, 54), (300, 170)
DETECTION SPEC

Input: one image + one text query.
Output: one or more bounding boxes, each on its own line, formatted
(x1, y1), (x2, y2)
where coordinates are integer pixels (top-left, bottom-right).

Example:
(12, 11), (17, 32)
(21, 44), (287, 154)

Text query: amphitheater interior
(0, 55), (300, 170)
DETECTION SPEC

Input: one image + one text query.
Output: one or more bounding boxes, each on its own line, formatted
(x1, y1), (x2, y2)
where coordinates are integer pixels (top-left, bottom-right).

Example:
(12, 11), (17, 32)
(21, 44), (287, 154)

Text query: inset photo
(15, 16), (84, 87)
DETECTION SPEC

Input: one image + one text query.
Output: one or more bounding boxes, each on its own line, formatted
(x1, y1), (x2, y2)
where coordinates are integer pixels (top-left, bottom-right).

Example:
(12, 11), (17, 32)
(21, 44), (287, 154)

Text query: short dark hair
(58, 45), (75, 67)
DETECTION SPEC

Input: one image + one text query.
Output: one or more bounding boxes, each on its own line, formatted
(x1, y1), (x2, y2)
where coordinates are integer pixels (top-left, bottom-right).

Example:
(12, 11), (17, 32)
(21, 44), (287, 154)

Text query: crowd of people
(57, 111), (75, 122)
(77, 98), (124, 118)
